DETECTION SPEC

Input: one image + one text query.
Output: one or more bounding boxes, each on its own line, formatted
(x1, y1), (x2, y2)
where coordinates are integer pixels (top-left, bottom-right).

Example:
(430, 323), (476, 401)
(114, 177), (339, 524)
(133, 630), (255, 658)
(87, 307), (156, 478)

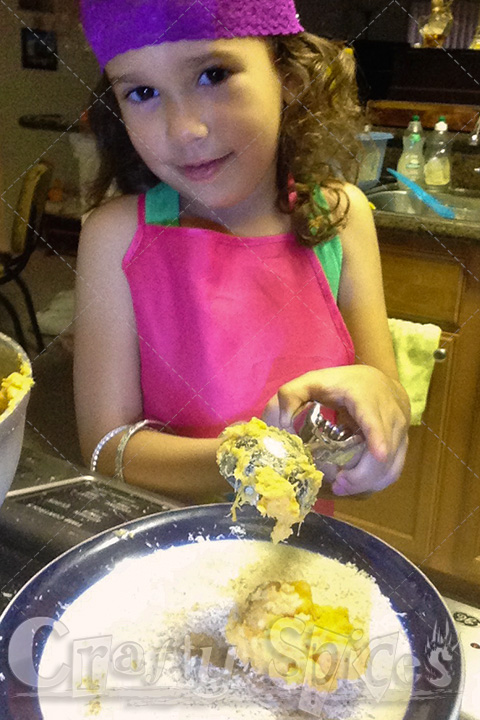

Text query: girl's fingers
(360, 392), (409, 464)
(366, 438), (408, 493)
(332, 451), (379, 495)
(275, 369), (350, 426)
(276, 384), (311, 429)
(268, 368), (410, 473)
(347, 402), (390, 464)
(261, 395), (281, 428)
(382, 436), (409, 489)
(333, 437), (408, 495)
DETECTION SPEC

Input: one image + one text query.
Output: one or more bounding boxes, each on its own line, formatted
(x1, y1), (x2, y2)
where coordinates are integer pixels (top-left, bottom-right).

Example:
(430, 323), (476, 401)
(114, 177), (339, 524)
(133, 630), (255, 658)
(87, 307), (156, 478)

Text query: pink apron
(122, 185), (356, 513)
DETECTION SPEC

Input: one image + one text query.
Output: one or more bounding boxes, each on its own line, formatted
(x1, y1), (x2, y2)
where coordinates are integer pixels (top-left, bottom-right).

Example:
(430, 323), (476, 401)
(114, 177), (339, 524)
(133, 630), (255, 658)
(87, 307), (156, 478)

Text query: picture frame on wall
(18, 0), (54, 11)
(21, 28), (58, 71)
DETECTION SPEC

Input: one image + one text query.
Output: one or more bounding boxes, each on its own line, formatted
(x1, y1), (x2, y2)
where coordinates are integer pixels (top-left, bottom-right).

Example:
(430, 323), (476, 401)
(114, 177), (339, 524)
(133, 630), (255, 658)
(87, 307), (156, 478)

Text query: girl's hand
(262, 365), (411, 496)
(331, 437), (408, 495)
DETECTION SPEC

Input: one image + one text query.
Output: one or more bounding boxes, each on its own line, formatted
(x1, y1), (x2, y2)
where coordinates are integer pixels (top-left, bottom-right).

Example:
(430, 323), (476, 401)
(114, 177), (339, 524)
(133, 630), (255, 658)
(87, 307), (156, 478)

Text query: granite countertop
(370, 168), (480, 242)
(372, 204), (480, 242)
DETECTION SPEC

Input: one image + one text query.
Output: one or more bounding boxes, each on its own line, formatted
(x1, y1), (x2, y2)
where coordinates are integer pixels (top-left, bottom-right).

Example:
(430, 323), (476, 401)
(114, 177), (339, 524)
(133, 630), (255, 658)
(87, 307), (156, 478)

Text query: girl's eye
(198, 66), (231, 87)
(126, 86), (159, 103)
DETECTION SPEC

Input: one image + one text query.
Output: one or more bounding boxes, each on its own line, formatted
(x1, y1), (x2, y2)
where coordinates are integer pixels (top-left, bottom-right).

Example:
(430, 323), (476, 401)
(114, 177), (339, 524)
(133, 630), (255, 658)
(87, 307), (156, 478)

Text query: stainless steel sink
(367, 186), (480, 223)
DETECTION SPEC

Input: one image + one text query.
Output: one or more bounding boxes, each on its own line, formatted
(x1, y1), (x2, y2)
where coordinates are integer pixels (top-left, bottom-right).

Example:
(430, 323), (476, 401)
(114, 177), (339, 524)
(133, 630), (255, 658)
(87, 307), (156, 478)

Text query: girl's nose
(165, 101), (209, 144)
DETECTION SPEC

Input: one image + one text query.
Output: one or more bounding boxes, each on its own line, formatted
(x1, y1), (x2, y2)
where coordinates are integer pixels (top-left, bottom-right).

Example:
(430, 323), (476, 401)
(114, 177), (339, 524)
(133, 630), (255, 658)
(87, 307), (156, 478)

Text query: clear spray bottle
(424, 116), (451, 189)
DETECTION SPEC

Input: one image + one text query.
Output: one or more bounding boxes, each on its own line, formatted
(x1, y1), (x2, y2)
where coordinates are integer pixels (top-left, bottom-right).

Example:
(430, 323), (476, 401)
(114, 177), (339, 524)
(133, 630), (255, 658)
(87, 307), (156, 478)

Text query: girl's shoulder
(320, 181), (371, 225)
(77, 194), (142, 282)
(82, 194), (139, 238)
(338, 182), (374, 234)
(80, 194), (140, 258)
(321, 181), (375, 251)
(326, 182), (378, 267)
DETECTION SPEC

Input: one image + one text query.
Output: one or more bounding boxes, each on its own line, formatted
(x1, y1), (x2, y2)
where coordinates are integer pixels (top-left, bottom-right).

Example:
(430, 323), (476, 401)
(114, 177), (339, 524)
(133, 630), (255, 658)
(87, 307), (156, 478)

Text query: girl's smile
(177, 151), (235, 183)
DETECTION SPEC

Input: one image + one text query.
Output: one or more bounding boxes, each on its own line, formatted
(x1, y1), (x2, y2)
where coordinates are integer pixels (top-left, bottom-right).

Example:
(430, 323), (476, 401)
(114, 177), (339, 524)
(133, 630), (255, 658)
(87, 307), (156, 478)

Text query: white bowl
(0, 332), (33, 506)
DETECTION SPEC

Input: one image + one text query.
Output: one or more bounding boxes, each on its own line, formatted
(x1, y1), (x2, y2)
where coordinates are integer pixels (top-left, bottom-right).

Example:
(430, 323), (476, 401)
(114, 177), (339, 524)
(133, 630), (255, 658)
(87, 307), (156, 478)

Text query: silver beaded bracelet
(90, 424), (130, 473)
(114, 418), (164, 481)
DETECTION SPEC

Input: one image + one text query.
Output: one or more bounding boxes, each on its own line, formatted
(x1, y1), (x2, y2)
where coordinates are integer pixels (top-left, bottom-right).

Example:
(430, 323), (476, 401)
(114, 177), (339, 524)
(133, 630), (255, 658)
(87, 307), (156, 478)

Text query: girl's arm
(74, 197), (228, 504)
(338, 181), (411, 436)
(337, 183), (401, 382)
(263, 183), (410, 495)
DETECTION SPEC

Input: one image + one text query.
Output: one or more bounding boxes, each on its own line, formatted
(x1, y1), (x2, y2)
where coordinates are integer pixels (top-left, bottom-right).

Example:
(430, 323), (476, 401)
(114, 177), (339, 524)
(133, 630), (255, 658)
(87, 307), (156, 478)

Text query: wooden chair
(0, 161), (53, 352)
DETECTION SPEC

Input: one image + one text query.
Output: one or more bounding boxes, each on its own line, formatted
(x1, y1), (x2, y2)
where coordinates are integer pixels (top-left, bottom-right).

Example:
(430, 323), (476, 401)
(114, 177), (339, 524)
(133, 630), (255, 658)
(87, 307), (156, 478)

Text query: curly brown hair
(86, 32), (363, 246)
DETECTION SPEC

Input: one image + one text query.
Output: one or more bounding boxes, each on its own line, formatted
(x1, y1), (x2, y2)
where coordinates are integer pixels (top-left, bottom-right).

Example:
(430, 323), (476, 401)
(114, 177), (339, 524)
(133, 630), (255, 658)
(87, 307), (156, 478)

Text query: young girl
(75, 0), (410, 506)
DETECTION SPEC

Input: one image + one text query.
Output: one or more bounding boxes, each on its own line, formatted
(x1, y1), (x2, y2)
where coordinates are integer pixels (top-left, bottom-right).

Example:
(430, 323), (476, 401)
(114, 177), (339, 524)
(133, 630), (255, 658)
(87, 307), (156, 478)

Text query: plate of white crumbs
(0, 504), (463, 720)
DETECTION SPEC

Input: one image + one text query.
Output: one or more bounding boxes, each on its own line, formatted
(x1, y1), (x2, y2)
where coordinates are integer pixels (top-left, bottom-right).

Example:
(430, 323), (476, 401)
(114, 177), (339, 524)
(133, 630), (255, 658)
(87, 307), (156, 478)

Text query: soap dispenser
(424, 116), (451, 189)
(397, 115), (425, 186)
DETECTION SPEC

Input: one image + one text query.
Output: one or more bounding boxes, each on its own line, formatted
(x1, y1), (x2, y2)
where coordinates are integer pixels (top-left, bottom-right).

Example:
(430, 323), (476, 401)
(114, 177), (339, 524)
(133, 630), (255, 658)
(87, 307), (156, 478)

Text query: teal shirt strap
(145, 183), (180, 226)
(313, 237), (343, 302)
(311, 185), (343, 302)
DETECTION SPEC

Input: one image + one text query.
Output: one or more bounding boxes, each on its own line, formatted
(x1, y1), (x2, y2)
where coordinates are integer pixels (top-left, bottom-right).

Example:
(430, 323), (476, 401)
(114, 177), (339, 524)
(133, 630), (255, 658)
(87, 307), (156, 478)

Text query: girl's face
(107, 38), (285, 215)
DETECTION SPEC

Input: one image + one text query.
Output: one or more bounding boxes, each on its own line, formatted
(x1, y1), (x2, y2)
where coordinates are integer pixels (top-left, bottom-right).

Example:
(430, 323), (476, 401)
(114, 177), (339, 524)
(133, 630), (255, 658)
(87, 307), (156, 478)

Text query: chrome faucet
(469, 113), (480, 174)
(469, 113), (480, 145)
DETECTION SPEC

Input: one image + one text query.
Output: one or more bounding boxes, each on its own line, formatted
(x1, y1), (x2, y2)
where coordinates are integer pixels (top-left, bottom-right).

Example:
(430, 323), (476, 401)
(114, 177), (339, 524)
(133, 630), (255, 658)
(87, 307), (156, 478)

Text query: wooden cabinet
(334, 225), (480, 603)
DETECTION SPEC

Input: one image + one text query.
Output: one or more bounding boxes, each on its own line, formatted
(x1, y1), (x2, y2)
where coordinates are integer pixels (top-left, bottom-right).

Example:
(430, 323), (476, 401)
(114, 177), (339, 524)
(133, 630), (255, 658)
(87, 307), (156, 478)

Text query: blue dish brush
(387, 168), (456, 220)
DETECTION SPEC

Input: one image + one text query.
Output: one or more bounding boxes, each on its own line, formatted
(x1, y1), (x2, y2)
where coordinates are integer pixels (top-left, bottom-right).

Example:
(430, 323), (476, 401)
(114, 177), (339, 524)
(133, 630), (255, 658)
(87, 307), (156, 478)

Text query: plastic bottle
(405, 114), (425, 142)
(397, 114), (425, 185)
(424, 116), (451, 188)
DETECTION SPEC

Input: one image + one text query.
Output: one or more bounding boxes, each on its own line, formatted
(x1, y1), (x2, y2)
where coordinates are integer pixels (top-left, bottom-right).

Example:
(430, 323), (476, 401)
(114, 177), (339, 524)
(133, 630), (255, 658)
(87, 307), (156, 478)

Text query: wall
(295, 0), (413, 42)
(0, 148), (7, 252)
(0, 0), (100, 238)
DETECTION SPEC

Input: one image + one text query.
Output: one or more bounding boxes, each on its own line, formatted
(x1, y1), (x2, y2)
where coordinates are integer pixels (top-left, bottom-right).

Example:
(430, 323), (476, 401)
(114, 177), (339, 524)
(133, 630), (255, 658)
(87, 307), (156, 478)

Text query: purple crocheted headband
(81, 0), (304, 69)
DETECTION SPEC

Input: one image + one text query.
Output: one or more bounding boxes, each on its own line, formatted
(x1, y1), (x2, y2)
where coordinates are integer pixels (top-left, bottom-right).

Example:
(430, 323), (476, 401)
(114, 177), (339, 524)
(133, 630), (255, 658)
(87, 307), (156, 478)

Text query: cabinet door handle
(433, 348), (447, 362)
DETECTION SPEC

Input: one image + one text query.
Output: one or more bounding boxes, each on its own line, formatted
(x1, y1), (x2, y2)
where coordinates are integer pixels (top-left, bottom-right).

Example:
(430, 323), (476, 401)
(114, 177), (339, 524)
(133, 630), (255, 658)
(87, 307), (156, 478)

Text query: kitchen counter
(367, 183), (480, 242)
(0, 439), (179, 614)
(11, 430), (86, 493)
(372, 203), (480, 242)
(0, 438), (84, 611)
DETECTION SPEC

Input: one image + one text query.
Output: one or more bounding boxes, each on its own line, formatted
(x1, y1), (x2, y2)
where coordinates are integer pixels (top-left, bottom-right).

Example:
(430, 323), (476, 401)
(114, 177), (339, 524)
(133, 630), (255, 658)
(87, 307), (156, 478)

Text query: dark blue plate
(0, 504), (463, 719)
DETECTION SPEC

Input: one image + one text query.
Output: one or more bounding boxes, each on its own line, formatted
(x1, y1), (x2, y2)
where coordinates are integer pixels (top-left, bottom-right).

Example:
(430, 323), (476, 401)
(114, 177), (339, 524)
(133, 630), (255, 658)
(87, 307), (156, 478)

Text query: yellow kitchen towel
(388, 318), (442, 425)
